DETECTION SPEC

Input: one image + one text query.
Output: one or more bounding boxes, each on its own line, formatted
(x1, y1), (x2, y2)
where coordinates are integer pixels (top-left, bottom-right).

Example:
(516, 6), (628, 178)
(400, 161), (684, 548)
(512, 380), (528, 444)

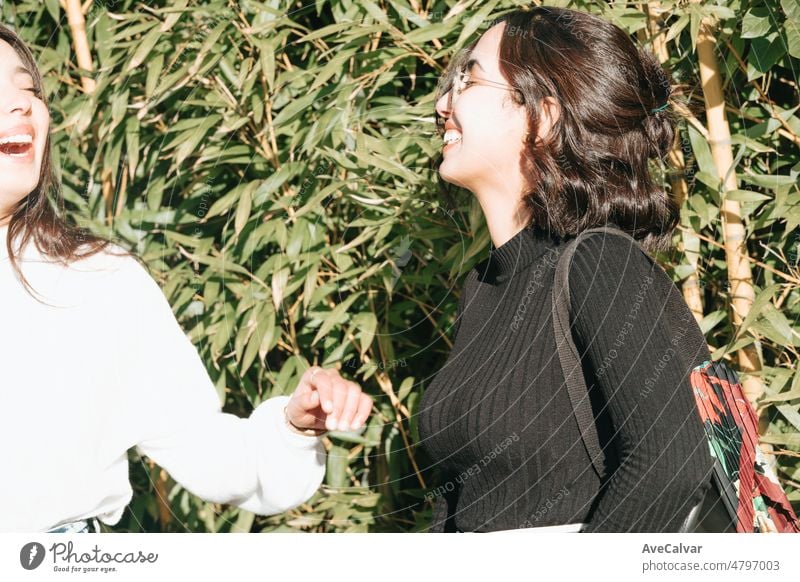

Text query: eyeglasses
(435, 67), (525, 132)
(449, 69), (523, 104)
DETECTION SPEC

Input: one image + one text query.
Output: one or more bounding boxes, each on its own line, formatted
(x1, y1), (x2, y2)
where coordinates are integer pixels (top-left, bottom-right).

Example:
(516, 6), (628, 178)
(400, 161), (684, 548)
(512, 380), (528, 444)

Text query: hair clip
(651, 102), (669, 113)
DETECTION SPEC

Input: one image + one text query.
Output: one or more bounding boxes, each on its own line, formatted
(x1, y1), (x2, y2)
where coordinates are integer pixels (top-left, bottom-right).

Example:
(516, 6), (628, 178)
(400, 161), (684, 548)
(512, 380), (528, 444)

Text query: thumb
(293, 383), (319, 411)
(287, 385), (321, 427)
(303, 389), (320, 410)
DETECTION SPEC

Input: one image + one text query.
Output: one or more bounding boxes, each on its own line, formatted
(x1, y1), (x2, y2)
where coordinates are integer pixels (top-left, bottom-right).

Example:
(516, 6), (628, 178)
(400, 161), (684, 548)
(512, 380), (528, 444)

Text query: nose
(2, 90), (33, 116)
(435, 89), (453, 120)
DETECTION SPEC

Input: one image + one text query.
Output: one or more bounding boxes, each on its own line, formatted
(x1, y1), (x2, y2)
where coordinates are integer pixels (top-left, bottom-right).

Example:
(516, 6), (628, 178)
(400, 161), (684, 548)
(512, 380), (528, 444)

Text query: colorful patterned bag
(691, 360), (800, 532)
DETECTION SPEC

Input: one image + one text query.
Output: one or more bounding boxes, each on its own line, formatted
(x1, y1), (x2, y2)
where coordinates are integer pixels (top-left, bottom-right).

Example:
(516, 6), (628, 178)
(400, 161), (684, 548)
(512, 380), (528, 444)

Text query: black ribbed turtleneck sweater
(418, 224), (715, 532)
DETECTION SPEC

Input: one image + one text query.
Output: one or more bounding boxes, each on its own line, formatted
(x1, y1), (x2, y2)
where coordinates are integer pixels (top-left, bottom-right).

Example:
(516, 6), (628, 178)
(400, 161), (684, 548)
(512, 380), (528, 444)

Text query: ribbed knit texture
(418, 224), (715, 532)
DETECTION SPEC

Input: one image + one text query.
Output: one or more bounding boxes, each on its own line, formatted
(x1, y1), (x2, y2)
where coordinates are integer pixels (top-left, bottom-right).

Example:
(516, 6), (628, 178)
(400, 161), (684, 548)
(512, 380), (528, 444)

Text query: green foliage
(3, 0), (799, 529)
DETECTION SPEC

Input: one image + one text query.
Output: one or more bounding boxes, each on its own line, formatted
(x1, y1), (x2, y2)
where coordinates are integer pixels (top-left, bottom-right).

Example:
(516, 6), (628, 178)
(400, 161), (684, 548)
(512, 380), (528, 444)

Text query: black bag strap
(551, 225), (658, 482)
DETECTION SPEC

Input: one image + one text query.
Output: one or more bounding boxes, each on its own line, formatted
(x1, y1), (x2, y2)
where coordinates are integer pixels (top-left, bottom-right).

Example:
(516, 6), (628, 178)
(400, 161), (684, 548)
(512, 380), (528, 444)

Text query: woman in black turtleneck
(418, 7), (715, 533)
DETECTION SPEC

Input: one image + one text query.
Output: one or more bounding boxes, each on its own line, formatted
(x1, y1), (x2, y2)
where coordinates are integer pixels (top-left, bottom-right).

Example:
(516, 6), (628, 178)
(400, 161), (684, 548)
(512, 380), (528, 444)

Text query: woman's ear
(535, 96), (561, 145)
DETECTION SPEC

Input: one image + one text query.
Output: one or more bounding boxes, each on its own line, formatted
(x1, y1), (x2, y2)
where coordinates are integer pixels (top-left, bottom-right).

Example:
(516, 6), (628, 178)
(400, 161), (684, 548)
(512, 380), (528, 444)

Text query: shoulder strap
(551, 225), (656, 481)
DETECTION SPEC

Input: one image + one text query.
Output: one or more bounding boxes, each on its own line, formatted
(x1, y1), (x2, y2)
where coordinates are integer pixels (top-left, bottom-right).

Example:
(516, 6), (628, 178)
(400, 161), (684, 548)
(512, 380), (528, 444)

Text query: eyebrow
(14, 65), (34, 79)
(465, 58), (486, 73)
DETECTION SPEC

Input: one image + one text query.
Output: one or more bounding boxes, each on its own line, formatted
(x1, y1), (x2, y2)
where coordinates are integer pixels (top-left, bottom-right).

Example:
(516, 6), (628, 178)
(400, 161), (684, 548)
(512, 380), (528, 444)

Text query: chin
(437, 162), (469, 189)
(0, 187), (35, 212)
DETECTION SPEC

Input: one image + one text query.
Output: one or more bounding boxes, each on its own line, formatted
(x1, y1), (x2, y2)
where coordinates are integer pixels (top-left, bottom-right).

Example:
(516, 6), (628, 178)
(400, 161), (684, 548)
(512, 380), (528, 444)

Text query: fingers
(352, 394), (373, 430)
(287, 376), (322, 429)
(297, 366), (373, 432)
(306, 367), (334, 414)
(327, 375), (349, 431)
(337, 383), (362, 432)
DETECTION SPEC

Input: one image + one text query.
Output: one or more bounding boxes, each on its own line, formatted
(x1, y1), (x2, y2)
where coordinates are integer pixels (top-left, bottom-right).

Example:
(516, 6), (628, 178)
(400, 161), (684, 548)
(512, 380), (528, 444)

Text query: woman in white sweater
(0, 25), (373, 533)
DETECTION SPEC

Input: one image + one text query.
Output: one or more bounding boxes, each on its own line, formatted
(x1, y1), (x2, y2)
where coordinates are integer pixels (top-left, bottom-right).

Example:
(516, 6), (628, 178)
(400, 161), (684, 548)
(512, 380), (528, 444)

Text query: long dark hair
(0, 24), (115, 294)
(436, 6), (680, 253)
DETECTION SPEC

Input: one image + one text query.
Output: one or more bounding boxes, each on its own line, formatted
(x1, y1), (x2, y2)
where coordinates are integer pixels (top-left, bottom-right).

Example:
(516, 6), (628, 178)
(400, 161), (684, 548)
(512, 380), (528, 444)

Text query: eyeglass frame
(448, 68), (525, 105)
(435, 58), (526, 132)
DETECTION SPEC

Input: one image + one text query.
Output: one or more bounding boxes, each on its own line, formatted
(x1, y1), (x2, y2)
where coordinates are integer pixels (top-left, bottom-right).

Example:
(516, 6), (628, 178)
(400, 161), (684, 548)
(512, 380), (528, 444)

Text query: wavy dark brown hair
(435, 6), (680, 253)
(0, 24), (116, 295)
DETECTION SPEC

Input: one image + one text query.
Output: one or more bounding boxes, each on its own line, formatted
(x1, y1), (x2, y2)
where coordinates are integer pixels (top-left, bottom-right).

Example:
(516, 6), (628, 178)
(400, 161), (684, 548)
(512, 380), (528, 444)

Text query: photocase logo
(20, 542), (46, 570)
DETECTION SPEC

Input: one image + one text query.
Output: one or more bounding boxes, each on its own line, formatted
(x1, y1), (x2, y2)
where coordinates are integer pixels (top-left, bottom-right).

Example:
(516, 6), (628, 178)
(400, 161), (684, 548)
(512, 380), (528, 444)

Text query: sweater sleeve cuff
(234, 395), (326, 515)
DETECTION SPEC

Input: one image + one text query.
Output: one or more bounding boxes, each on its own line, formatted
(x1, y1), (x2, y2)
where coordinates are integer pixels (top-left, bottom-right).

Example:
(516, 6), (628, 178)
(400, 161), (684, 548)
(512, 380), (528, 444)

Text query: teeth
(0, 134), (33, 145)
(443, 129), (462, 145)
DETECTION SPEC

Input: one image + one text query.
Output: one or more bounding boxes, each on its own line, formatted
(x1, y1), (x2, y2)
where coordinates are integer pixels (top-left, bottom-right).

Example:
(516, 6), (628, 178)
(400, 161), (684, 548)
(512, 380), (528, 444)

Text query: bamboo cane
(147, 459), (174, 530)
(693, 9), (765, 407)
(64, 0), (119, 226)
(64, 0), (96, 94)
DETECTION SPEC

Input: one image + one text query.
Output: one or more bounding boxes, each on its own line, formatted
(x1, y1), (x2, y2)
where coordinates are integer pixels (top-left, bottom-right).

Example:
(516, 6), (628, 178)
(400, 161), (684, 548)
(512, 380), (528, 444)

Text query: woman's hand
(286, 367), (373, 435)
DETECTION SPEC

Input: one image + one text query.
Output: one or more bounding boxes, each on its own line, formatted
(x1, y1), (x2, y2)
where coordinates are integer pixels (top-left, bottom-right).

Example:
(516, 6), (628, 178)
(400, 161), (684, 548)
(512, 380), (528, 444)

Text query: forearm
(234, 395), (326, 515)
(580, 410), (714, 532)
(135, 396), (325, 516)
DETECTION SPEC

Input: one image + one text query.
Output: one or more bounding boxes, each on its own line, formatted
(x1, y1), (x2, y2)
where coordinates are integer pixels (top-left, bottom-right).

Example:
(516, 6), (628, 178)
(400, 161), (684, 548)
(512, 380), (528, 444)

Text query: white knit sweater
(0, 225), (325, 532)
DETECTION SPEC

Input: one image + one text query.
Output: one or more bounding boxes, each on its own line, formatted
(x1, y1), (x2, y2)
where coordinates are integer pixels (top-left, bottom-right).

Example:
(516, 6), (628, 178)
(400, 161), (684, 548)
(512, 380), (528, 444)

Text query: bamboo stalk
(643, 2), (705, 323)
(64, 0), (96, 94)
(147, 459), (174, 531)
(686, 93), (800, 147)
(101, 167), (113, 225)
(114, 165), (128, 219)
(676, 225), (800, 287)
(693, 10), (765, 406)
(375, 372), (426, 489)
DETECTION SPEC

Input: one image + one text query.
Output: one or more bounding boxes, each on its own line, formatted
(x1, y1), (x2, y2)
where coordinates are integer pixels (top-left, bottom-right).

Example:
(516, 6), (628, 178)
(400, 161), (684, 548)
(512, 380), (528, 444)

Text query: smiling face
(0, 39), (49, 226)
(435, 23), (530, 201)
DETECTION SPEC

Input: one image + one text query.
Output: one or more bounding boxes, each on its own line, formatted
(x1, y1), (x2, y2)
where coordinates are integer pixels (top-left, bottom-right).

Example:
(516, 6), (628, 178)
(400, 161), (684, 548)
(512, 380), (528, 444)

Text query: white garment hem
(486, 522), (586, 533)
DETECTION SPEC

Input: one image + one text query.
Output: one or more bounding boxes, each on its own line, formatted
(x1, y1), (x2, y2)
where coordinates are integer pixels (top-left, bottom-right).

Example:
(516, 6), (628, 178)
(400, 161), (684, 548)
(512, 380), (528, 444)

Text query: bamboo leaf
(271, 267), (290, 310)
(126, 26), (162, 72)
(760, 433), (800, 447)
(312, 292), (363, 345)
(234, 183), (253, 236)
(726, 189), (771, 203)
(326, 445), (349, 488)
(776, 404), (800, 433)
(742, 8), (773, 39)
(782, 0), (800, 58)
(241, 306), (275, 374)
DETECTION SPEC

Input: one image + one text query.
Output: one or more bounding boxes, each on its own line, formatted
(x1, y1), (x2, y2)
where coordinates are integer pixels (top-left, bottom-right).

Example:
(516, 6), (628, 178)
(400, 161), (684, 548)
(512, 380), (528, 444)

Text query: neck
(468, 171), (531, 246)
(473, 192), (530, 248)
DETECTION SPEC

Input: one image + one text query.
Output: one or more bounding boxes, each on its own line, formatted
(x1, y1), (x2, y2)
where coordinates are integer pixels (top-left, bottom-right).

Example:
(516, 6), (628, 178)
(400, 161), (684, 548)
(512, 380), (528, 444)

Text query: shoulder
(567, 231), (665, 310)
(458, 267), (483, 307)
(9, 240), (160, 306)
(570, 231), (655, 270)
(68, 243), (165, 303)
(70, 243), (145, 278)
(567, 231), (712, 366)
